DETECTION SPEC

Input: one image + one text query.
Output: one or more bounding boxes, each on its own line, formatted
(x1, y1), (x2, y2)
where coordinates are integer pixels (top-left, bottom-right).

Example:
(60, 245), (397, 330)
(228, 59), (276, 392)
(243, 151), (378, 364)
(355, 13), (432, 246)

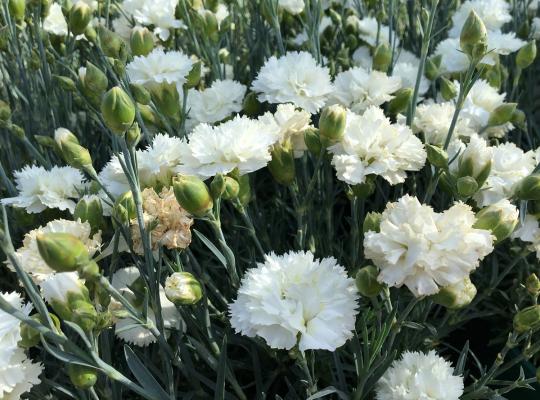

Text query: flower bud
(304, 127), (322, 155)
(130, 26), (154, 56)
(516, 40), (537, 69)
(149, 82), (180, 117)
(487, 103), (517, 127)
(425, 55), (442, 80)
(19, 313), (61, 348)
(425, 144), (449, 169)
(222, 176), (240, 200)
(460, 10), (488, 60)
(97, 27), (127, 61)
(237, 175), (252, 206)
(8, 0), (25, 22)
(210, 174), (226, 199)
(356, 265), (383, 297)
(268, 142), (296, 186)
(351, 179), (375, 199)
(54, 127), (79, 146)
(515, 174), (540, 201)
(69, 2), (92, 35)
(101, 86), (136, 134)
(0, 100), (11, 122)
(372, 43), (392, 72)
(387, 88), (412, 115)
(243, 92), (261, 117)
(37, 233), (90, 272)
(526, 274), (540, 297)
(363, 211), (381, 233)
(126, 123), (141, 147)
(474, 199), (519, 243)
(164, 272), (203, 305)
(53, 75), (77, 92)
(456, 176), (479, 197)
(186, 61), (202, 89)
(511, 109), (526, 130)
(130, 83), (151, 105)
(514, 305), (540, 333)
(319, 105), (346, 145)
(112, 191), (136, 225)
(173, 175), (213, 217)
(67, 364), (98, 389)
(202, 11), (219, 42)
(440, 76), (457, 101)
(71, 299), (98, 331)
(84, 26), (97, 43)
(59, 140), (93, 170)
(80, 62), (108, 97)
(74, 195), (105, 234)
(432, 277), (477, 309)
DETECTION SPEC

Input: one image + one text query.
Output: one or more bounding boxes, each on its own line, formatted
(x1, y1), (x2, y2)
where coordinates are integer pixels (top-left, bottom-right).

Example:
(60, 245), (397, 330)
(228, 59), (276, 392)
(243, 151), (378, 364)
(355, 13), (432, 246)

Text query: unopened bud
(237, 174), (251, 206)
(0, 100), (11, 122)
(372, 43), (392, 72)
(516, 41), (537, 69)
(125, 123), (141, 147)
(210, 174), (226, 199)
(319, 105), (346, 145)
(98, 27), (127, 61)
(487, 103), (517, 127)
(173, 175), (213, 217)
(526, 274), (540, 296)
(514, 305), (540, 333)
(112, 191), (136, 225)
(515, 174), (540, 201)
(74, 195), (105, 234)
(19, 313), (61, 348)
(164, 272), (203, 305)
(67, 364), (98, 389)
(130, 26), (154, 56)
(433, 277), (477, 309)
(474, 200), (519, 243)
(59, 140), (93, 170)
(440, 77), (457, 101)
(69, 2), (92, 35)
(460, 10), (488, 60)
(425, 144), (448, 169)
(36, 233), (90, 272)
(149, 82), (180, 117)
(355, 265), (383, 297)
(351, 179), (375, 199)
(130, 83), (151, 105)
(80, 62), (108, 97)
(511, 109), (526, 130)
(70, 299), (97, 331)
(8, 0), (25, 22)
(186, 61), (202, 89)
(268, 142), (296, 186)
(53, 75), (77, 91)
(363, 212), (381, 233)
(243, 92), (261, 117)
(456, 176), (479, 197)
(303, 128), (322, 155)
(425, 55), (442, 80)
(388, 88), (412, 115)
(222, 176), (240, 200)
(101, 86), (136, 134)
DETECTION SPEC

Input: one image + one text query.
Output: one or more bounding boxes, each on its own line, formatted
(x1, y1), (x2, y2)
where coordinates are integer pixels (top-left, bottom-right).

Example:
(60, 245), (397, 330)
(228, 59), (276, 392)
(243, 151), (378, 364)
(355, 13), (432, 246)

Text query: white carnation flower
(448, 134), (493, 177)
(279, 0), (304, 14)
(376, 350), (464, 400)
(392, 61), (430, 95)
(112, 267), (182, 346)
(364, 195), (493, 297)
(512, 214), (540, 258)
(352, 46), (372, 69)
(487, 30), (526, 56)
(251, 51), (333, 114)
(126, 48), (193, 90)
(0, 349), (43, 400)
(434, 38), (471, 74)
(41, 272), (86, 304)
(352, 16), (399, 47)
(413, 102), (475, 145)
(8, 219), (102, 283)
(186, 79), (246, 126)
(258, 104), (312, 157)
(121, 0), (184, 41)
(175, 115), (279, 178)
(331, 66), (401, 113)
(448, 0), (511, 37)
(474, 143), (536, 207)
(229, 250), (359, 351)
(329, 107), (426, 185)
(43, 3), (68, 36)
(0, 292), (32, 365)
(1, 165), (85, 214)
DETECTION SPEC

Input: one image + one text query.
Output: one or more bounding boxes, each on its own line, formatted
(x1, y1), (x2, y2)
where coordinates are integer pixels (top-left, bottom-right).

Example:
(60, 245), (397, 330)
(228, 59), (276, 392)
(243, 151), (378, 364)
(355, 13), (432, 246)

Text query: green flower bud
(460, 10), (488, 60)
(456, 176), (479, 197)
(70, 299), (97, 331)
(8, 0), (25, 22)
(432, 277), (477, 309)
(268, 142), (296, 186)
(126, 123), (141, 147)
(164, 272), (203, 305)
(514, 174), (540, 201)
(74, 195), (105, 234)
(237, 174), (251, 206)
(53, 75), (77, 91)
(19, 313), (61, 348)
(440, 76), (458, 101)
(351, 178), (375, 199)
(210, 174), (226, 199)
(514, 305), (540, 333)
(319, 104), (347, 145)
(36, 232), (90, 272)
(526, 274), (540, 297)
(304, 127), (322, 155)
(69, 2), (92, 35)
(363, 211), (382, 233)
(355, 265), (383, 297)
(98, 27), (127, 61)
(149, 82), (180, 117)
(78, 260), (100, 281)
(425, 55), (442, 80)
(222, 176), (240, 200)
(130, 26), (154, 56)
(474, 200), (519, 243)
(130, 83), (151, 105)
(54, 127), (79, 146)
(173, 175), (213, 217)
(487, 103), (517, 127)
(60, 140), (93, 170)
(0, 100), (11, 122)
(516, 41), (537, 70)
(84, 26), (97, 43)
(9, 123), (25, 139)
(101, 86), (136, 134)
(388, 87), (413, 115)
(511, 109), (526, 130)
(243, 92), (261, 117)
(113, 191), (136, 224)
(80, 62), (108, 97)
(425, 144), (449, 169)
(67, 364), (98, 389)
(186, 61), (202, 89)
(372, 43), (392, 72)
(202, 10), (219, 42)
